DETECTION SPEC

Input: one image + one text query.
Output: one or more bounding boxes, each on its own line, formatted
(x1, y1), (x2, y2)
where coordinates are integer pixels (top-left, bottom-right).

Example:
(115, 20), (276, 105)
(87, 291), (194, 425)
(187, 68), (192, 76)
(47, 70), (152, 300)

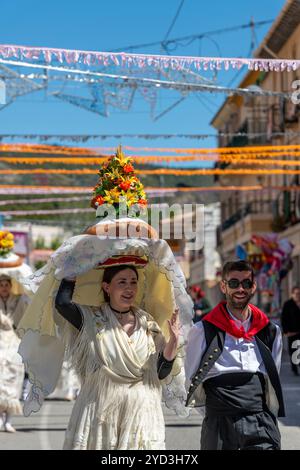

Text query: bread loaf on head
(0, 253), (23, 268)
(84, 218), (158, 239)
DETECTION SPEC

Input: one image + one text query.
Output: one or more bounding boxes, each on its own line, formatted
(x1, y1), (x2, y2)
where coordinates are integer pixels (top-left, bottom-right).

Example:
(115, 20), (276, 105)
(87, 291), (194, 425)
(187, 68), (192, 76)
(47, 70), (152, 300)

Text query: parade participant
(185, 260), (285, 450)
(189, 285), (212, 323)
(0, 231), (31, 432)
(55, 262), (180, 449)
(281, 286), (300, 376)
(17, 147), (193, 449)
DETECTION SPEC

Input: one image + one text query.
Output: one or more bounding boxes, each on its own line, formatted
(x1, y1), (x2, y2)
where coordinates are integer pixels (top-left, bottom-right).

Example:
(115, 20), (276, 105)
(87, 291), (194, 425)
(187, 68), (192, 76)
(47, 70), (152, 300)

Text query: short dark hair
(102, 265), (139, 302)
(222, 260), (254, 280)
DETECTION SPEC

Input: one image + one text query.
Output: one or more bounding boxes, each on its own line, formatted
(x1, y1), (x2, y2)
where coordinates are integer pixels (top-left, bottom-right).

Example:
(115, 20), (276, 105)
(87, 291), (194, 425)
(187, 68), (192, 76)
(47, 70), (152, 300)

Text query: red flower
(138, 199), (147, 206)
(123, 163), (134, 174)
(91, 195), (105, 208)
(119, 181), (131, 191)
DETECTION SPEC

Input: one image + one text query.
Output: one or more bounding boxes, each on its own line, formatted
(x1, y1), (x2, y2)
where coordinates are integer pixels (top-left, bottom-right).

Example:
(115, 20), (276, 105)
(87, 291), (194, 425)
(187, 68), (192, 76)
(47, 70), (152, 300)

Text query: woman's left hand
(163, 308), (180, 362)
(167, 308), (180, 341)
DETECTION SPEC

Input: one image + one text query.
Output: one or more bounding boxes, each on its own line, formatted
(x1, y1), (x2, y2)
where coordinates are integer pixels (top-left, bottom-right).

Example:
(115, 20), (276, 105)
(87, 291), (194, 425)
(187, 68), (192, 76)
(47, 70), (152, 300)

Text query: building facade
(211, 0), (300, 303)
(188, 202), (222, 306)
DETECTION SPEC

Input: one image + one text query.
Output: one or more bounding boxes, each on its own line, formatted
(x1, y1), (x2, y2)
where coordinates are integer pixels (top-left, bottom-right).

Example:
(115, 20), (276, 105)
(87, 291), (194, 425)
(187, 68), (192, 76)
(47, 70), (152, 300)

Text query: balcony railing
(221, 200), (275, 232)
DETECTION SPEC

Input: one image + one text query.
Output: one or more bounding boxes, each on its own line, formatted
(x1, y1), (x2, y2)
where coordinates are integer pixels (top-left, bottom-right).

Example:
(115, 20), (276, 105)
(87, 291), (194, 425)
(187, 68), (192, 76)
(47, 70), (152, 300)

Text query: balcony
(284, 101), (300, 126)
(219, 121), (271, 150)
(221, 200), (275, 232)
(221, 204), (251, 231)
(218, 200), (275, 254)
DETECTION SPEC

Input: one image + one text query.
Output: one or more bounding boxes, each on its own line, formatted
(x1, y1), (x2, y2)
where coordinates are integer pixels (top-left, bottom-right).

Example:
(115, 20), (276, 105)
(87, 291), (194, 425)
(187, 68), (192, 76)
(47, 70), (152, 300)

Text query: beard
(226, 291), (254, 310)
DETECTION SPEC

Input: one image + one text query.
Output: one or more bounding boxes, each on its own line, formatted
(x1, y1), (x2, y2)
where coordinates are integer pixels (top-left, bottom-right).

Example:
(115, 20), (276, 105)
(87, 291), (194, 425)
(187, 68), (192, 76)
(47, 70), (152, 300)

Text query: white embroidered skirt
(63, 368), (165, 450)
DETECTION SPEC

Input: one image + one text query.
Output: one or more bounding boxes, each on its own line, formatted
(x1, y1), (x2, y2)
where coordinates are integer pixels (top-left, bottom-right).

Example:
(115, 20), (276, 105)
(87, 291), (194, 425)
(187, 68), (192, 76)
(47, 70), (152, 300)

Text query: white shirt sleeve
(272, 324), (283, 374)
(184, 322), (207, 382)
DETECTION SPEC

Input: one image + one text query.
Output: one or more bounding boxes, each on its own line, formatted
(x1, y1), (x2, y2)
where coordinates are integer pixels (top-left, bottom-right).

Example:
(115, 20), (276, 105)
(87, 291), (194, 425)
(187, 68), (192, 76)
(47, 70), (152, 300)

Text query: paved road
(1, 352), (300, 450)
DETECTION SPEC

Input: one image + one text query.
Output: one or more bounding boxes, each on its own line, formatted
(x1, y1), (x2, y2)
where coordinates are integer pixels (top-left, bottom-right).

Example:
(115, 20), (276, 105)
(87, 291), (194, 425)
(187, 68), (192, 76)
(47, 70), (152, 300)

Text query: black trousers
(201, 410), (281, 450)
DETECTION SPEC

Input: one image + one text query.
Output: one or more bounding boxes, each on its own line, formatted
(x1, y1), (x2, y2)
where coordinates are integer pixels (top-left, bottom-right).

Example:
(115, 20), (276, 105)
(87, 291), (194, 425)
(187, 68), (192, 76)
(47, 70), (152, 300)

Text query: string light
(2, 131), (300, 141)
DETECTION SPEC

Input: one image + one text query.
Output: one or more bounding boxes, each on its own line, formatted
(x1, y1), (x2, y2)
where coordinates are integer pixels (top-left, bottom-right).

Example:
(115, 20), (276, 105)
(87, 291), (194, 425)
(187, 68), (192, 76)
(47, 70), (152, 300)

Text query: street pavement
(1, 350), (300, 450)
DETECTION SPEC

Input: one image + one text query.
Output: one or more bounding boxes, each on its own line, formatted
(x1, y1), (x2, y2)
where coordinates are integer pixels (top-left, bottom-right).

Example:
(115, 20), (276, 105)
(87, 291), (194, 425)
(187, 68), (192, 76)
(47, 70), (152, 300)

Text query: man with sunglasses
(185, 260), (284, 450)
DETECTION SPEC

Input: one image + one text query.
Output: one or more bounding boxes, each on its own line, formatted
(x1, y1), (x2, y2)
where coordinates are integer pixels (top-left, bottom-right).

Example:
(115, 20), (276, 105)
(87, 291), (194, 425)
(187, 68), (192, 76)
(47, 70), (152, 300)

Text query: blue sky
(0, 0), (285, 161)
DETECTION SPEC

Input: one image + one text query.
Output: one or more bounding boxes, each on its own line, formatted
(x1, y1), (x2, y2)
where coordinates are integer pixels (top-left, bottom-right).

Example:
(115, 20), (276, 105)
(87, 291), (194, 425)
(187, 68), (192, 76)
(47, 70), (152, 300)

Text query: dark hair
(222, 260), (254, 280)
(102, 265), (139, 301)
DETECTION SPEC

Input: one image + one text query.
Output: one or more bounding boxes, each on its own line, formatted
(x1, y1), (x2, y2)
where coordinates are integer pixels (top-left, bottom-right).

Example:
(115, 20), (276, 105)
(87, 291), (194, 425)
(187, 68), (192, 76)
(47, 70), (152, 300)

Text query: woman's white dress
(62, 303), (166, 450)
(47, 362), (80, 400)
(0, 294), (29, 415)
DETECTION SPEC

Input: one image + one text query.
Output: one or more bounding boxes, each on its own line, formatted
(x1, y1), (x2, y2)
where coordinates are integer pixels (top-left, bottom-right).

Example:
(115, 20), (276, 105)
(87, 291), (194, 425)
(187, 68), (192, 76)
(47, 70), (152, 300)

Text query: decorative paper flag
(0, 44), (300, 73)
(0, 79), (5, 104)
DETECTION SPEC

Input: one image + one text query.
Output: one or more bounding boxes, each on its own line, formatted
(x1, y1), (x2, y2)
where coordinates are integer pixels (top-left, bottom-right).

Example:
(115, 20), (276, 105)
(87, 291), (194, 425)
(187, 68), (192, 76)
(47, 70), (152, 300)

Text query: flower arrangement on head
(90, 146), (147, 217)
(0, 230), (14, 257)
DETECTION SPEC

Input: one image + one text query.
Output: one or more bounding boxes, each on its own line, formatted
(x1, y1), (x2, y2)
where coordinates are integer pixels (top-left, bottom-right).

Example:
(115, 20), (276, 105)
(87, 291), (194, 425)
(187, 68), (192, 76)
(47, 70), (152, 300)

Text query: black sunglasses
(224, 278), (254, 289)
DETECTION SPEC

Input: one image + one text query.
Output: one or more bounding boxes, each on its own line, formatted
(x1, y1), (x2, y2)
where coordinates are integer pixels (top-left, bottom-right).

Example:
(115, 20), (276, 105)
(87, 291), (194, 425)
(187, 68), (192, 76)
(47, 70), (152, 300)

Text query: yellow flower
(125, 192), (138, 206)
(104, 187), (121, 204)
(0, 230), (14, 254)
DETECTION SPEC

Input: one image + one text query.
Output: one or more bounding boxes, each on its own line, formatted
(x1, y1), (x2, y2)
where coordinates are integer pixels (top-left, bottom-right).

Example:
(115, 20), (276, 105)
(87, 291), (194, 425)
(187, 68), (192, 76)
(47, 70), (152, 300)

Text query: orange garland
(2, 156), (300, 166)
(219, 158), (300, 166)
(122, 145), (300, 154)
(2, 143), (300, 156)
(2, 184), (300, 192)
(0, 143), (105, 156)
(2, 152), (300, 163)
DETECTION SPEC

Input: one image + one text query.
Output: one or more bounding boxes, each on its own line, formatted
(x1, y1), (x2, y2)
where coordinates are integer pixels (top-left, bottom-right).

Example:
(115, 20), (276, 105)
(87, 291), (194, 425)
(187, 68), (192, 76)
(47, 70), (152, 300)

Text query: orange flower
(138, 199), (147, 206)
(95, 195), (105, 205)
(123, 163), (134, 174)
(91, 195), (105, 207)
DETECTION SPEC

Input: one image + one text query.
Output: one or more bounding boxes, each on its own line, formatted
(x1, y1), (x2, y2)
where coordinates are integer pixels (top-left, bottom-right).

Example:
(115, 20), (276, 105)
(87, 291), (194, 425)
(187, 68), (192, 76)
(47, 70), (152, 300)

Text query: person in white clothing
(54, 263), (180, 449)
(185, 260), (284, 450)
(0, 275), (29, 432)
(17, 148), (193, 448)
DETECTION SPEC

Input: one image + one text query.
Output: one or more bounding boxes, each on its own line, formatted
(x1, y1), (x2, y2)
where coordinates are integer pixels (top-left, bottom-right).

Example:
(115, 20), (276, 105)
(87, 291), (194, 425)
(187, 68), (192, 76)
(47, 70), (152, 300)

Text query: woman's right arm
(55, 279), (83, 331)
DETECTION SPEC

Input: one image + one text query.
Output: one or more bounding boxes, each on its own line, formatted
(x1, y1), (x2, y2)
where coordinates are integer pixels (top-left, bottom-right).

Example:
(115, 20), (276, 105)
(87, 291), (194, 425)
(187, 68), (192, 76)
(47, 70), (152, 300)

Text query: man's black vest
(186, 319), (285, 417)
